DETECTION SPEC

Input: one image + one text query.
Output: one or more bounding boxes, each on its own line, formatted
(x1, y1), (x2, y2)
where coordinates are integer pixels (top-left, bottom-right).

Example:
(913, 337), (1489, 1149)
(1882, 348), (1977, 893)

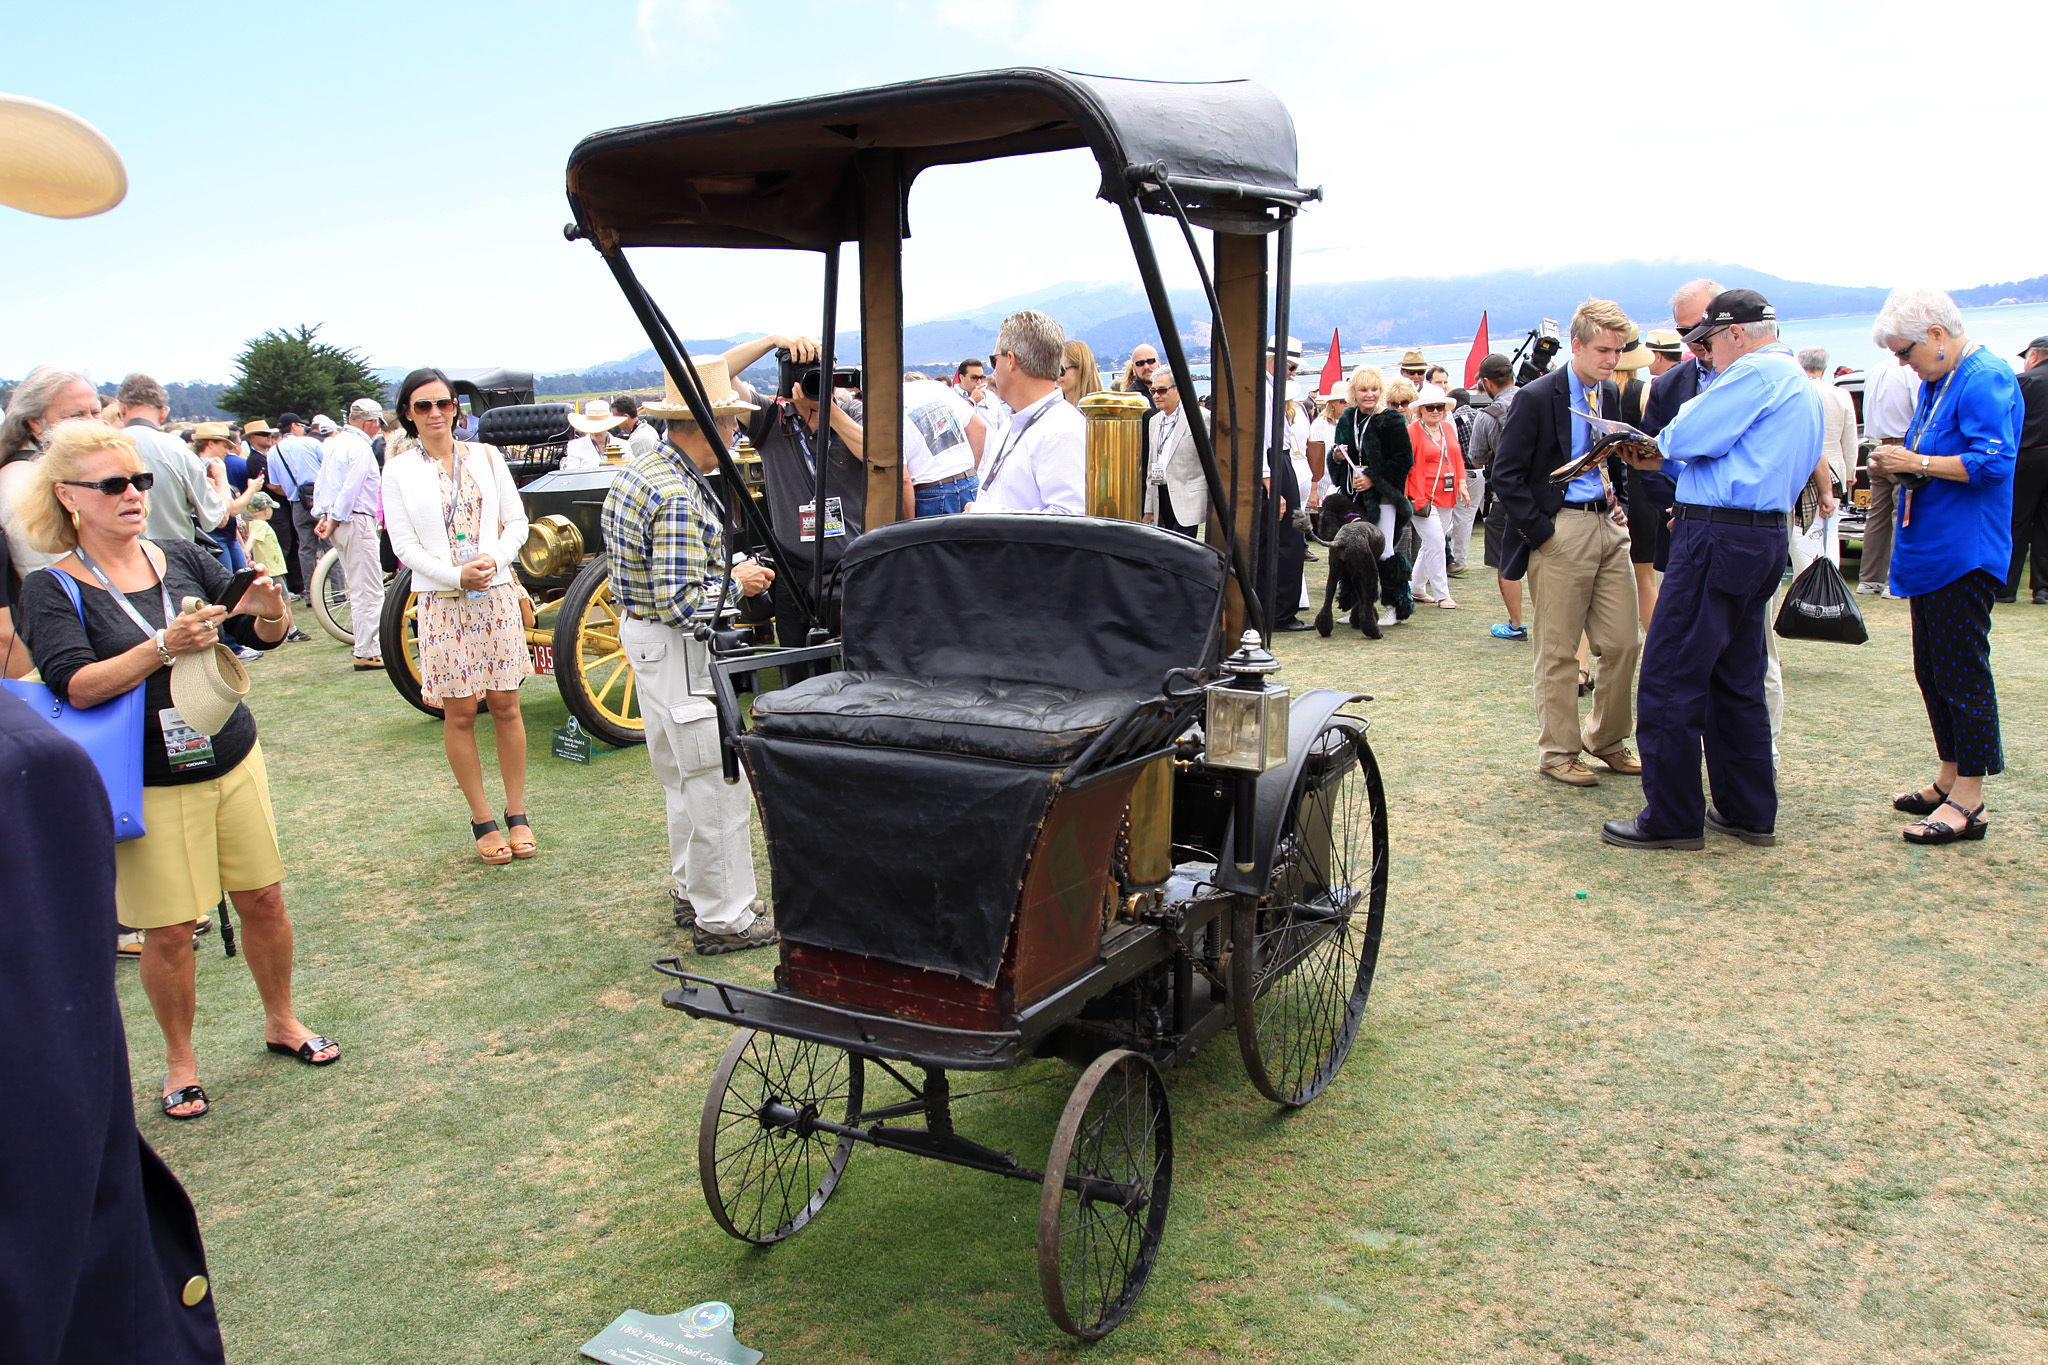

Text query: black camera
(775, 347), (861, 401)
(1512, 320), (1562, 386)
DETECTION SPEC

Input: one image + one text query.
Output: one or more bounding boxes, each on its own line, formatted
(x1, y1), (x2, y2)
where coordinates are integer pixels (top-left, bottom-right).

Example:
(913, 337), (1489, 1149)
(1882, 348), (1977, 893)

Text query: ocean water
(1299, 301), (2048, 390)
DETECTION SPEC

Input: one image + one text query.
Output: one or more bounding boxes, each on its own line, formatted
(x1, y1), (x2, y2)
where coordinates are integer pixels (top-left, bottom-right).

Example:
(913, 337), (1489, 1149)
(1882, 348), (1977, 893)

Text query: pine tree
(219, 324), (385, 422)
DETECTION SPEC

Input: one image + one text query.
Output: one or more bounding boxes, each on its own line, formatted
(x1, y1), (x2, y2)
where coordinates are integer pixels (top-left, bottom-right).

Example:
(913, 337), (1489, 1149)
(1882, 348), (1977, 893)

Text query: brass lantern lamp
(1204, 629), (1288, 773)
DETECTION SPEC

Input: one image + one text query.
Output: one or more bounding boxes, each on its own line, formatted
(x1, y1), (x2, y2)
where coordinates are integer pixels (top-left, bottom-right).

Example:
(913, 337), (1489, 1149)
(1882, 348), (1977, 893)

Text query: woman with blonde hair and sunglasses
(1058, 339), (1106, 408)
(382, 367), (535, 865)
(13, 419), (336, 1120)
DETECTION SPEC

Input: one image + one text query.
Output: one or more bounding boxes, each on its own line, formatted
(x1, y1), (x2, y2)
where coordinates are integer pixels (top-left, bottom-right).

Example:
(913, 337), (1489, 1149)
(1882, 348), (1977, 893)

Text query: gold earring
(69, 508), (80, 531)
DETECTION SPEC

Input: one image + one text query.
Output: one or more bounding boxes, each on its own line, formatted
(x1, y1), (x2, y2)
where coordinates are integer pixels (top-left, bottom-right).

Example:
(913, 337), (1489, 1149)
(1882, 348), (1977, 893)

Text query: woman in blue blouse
(1867, 289), (2020, 845)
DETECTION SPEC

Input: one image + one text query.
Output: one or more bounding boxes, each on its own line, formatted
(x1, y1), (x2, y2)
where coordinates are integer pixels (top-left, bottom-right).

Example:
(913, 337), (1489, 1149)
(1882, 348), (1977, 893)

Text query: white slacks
(330, 512), (383, 659)
(1410, 508), (1449, 599)
(621, 617), (759, 933)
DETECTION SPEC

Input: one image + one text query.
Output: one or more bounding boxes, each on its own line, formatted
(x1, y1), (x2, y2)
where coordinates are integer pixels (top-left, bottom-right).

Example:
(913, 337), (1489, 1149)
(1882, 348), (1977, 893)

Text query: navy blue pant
(1635, 518), (1787, 836)
(1910, 568), (2003, 777)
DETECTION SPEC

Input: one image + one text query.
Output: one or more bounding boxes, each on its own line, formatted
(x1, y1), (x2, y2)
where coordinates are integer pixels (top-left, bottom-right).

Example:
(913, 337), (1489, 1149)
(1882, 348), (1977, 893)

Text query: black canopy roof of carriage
(565, 68), (1308, 248)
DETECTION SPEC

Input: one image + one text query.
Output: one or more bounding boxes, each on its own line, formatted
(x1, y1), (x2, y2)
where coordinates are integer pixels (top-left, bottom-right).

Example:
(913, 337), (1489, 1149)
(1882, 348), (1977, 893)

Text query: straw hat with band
(241, 418), (276, 436)
(171, 597), (251, 736)
(189, 421), (235, 448)
(567, 398), (627, 434)
(641, 355), (760, 421)
(0, 92), (127, 219)
(1614, 323), (1653, 372)
(1399, 348), (1428, 373)
(1644, 329), (1684, 357)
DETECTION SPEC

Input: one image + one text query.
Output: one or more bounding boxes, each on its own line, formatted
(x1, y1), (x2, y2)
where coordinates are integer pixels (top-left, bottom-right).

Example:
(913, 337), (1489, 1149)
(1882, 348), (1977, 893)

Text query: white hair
(1734, 318), (1779, 344)
(1797, 347), (1829, 375)
(1670, 278), (1723, 315)
(1872, 288), (1965, 347)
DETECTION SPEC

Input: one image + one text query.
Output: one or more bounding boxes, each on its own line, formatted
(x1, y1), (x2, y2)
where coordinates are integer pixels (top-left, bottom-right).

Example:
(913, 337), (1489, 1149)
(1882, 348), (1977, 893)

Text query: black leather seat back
(837, 515), (1227, 693)
(476, 403), (574, 448)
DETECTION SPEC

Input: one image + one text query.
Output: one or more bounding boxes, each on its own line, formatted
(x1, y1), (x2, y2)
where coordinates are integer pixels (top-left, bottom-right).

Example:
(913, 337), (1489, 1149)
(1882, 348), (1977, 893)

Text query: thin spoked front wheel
(698, 1028), (863, 1245)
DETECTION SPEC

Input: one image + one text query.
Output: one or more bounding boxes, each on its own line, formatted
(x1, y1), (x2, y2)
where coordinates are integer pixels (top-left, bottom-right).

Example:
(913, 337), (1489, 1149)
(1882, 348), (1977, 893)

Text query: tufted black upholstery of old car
(475, 402), (574, 449)
(752, 673), (1151, 765)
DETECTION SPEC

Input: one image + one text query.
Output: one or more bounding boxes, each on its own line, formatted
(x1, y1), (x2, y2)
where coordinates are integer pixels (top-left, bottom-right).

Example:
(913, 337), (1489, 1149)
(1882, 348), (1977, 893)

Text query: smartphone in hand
(212, 567), (262, 610)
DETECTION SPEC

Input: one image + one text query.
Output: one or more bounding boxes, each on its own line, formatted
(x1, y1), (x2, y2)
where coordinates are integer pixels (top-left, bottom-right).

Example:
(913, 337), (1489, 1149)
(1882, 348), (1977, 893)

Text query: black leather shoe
(1705, 805), (1776, 846)
(2035, 589), (2048, 605)
(1600, 818), (1704, 850)
(1273, 617), (1313, 632)
(1995, 594), (2018, 604)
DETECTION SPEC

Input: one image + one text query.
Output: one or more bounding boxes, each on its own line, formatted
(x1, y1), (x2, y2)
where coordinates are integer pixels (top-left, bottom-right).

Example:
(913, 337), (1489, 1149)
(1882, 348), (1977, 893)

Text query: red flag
(1319, 329), (1344, 396)
(1464, 312), (1490, 388)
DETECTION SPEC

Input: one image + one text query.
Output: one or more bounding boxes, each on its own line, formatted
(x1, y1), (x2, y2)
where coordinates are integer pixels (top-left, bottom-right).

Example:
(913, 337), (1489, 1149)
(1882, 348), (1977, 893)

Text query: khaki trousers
(1525, 509), (1640, 768)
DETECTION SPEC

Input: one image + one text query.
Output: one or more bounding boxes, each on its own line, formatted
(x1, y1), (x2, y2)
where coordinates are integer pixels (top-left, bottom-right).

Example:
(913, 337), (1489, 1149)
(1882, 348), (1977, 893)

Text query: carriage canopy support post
(1266, 218), (1293, 644)
(1213, 232), (1267, 644)
(859, 151), (906, 531)
(811, 243), (838, 643)
(1112, 193), (1265, 640)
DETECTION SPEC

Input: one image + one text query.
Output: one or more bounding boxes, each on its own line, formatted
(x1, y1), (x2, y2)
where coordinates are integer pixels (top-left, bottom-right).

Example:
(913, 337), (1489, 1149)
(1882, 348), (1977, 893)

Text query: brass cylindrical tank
(1078, 390), (1151, 523)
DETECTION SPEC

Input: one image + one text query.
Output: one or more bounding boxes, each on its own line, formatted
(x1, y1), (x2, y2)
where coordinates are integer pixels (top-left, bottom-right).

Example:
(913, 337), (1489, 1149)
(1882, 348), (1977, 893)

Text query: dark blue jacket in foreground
(0, 690), (224, 1365)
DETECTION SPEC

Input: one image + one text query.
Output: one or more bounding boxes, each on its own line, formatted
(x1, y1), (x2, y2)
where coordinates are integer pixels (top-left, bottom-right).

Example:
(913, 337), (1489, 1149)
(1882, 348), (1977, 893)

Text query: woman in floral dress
(383, 369), (535, 863)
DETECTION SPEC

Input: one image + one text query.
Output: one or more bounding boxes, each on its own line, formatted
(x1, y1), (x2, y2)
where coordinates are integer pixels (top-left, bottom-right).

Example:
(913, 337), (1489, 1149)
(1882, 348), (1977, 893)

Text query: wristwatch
(1920, 455), (1930, 475)
(154, 628), (173, 666)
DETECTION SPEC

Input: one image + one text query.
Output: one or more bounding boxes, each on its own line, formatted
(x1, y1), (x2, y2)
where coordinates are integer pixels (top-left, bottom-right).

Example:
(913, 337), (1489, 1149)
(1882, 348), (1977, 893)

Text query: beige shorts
(115, 742), (285, 928)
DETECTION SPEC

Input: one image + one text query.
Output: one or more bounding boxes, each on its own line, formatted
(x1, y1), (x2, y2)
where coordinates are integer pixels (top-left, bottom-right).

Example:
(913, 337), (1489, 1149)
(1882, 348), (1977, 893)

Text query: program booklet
(1550, 408), (1662, 483)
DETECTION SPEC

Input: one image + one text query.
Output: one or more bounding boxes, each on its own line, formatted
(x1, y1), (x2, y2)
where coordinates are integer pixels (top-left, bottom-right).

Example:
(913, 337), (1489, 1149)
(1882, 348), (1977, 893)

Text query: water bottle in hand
(453, 532), (486, 599)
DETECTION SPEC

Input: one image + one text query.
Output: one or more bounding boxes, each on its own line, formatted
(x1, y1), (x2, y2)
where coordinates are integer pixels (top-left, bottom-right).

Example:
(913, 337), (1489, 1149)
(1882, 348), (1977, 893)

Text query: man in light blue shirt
(1603, 290), (1822, 853)
(268, 413), (329, 598)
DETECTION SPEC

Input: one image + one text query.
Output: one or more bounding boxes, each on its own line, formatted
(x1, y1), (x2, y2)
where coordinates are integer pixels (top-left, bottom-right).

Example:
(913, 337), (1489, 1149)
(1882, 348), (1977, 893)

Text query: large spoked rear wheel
(309, 547), (353, 644)
(377, 568), (444, 721)
(554, 553), (644, 748)
(699, 1028), (864, 1245)
(1038, 1049), (1173, 1341)
(1232, 719), (1388, 1107)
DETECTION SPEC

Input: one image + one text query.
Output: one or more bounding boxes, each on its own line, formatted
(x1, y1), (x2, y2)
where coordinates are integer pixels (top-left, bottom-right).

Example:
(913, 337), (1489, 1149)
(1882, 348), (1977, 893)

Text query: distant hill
(404, 261), (2048, 390)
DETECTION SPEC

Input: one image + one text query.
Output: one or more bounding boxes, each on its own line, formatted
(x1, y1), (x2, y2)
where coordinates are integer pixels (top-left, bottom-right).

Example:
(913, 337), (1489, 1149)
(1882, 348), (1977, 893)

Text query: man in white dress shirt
(967, 311), (1085, 515)
(1856, 349), (1921, 595)
(312, 398), (386, 668)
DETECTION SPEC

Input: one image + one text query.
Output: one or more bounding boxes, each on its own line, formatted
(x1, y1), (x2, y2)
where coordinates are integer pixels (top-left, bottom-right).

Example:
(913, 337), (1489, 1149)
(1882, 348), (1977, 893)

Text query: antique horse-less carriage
(565, 69), (1386, 1339)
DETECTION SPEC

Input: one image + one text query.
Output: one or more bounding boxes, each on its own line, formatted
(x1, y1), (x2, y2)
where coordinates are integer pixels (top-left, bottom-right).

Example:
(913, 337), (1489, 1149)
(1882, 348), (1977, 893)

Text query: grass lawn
(126, 559), (2048, 1364)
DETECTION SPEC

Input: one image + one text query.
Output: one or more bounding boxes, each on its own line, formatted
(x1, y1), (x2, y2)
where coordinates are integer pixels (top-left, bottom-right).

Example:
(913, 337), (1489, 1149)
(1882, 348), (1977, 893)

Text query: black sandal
(161, 1076), (209, 1120)
(1902, 800), (1987, 845)
(503, 812), (536, 860)
(266, 1035), (342, 1066)
(1577, 668), (1596, 697)
(1892, 783), (1949, 815)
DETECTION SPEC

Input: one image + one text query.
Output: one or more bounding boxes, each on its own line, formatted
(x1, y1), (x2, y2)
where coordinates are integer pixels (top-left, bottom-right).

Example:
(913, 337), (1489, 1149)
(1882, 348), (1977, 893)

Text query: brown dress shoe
(1540, 758), (1601, 787)
(1590, 745), (1642, 775)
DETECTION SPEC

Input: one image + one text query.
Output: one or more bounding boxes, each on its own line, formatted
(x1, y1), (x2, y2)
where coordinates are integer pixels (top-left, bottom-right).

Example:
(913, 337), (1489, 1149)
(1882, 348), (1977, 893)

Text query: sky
(6, 0), (2045, 383)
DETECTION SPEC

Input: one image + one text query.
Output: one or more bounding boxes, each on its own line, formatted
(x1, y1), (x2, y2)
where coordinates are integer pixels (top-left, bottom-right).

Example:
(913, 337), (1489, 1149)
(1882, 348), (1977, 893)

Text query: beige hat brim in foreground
(170, 642), (250, 737)
(0, 93), (127, 219)
(567, 411), (628, 434)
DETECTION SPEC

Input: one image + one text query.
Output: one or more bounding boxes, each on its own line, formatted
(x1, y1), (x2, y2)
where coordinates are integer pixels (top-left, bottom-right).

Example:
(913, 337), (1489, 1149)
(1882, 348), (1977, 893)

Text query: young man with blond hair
(1488, 299), (1643, 787)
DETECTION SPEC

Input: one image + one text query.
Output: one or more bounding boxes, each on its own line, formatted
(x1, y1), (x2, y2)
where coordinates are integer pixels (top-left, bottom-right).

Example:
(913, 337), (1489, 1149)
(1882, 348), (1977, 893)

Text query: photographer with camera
(719, 334), (867, 643)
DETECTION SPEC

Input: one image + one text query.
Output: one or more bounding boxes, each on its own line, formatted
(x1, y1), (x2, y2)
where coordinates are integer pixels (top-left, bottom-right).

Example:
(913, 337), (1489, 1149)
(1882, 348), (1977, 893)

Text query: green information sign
(578, 1303), (762, 1365)
(552, 717), (592, 764)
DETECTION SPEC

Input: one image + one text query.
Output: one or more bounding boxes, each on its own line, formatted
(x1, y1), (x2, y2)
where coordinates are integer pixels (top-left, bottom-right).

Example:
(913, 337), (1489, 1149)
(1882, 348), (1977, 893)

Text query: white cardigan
(383, 442), (528, 593)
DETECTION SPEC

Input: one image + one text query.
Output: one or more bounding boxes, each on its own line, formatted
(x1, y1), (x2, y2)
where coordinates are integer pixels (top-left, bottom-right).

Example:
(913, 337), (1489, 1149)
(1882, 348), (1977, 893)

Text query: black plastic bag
(1774, 555), (1868, 644)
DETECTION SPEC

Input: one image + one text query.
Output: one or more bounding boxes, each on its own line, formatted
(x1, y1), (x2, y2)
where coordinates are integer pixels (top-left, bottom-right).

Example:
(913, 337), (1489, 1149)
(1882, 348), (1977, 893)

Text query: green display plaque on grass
(552, 718), (592, 764)
(578, 1302), (762, 1365)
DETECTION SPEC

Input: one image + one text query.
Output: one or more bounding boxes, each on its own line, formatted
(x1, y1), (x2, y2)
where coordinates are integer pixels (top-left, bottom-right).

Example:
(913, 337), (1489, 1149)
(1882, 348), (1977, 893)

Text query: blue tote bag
(1, 568), (147, 841)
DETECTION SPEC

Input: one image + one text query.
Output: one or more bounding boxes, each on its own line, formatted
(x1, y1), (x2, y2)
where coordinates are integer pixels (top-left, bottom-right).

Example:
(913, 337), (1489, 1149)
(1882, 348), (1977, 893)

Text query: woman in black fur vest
(1327, 366), (1417, 623)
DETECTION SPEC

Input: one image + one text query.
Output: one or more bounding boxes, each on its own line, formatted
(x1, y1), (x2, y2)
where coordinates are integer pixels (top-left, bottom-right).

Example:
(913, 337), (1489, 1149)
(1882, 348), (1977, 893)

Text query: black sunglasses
(409, 396), (460, 415)
(1151, 383), (1176, 395)
(62, 472), (155, 496)
(1891, 339), (1917, 363)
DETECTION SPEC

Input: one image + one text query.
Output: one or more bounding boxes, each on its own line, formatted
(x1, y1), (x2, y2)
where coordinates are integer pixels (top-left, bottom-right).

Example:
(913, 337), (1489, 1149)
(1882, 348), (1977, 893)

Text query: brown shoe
(1590, 745), (1642, 775)
(1540, 758), (1601, 787)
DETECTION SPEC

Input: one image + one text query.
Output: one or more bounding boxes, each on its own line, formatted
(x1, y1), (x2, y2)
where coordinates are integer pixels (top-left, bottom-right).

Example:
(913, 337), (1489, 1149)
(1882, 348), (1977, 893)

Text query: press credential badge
(159, 707), (216, 770)
(797, 496), (846, 542)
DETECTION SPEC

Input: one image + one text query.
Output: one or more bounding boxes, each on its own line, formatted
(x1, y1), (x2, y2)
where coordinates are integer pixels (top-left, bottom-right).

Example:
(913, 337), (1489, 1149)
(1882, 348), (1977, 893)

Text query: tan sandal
(472, 819), (514, 865)
(504, 812), (537, 859)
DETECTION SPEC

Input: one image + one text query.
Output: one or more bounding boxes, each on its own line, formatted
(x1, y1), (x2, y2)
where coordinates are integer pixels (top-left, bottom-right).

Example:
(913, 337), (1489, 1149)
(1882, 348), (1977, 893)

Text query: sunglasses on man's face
(62, 472), (155, 496)
(1134, 357), (1158, 366)
(409, 396), (459, 416)
(1152, 383), (1176, 396)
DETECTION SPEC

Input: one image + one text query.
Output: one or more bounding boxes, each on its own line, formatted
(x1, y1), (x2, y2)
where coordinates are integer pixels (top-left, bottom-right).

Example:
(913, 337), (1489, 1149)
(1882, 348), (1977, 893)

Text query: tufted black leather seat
(752, 671), (1149, 765)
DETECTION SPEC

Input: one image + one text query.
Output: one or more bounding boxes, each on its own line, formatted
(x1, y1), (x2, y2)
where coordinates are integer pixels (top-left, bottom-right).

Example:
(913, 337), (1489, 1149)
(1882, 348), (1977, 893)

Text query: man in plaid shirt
(603, 356), (778, 955)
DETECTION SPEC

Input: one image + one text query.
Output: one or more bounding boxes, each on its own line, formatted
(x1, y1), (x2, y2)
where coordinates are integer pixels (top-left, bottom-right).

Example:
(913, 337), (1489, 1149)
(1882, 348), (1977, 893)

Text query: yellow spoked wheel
(553, 554), (644, 747)
(378, 568), (444, 719)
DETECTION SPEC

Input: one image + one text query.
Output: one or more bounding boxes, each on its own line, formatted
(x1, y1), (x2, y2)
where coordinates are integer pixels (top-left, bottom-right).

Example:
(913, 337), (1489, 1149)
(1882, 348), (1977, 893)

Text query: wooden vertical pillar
(858, 152), (905, 528)
(1211, 232), (1266, 642)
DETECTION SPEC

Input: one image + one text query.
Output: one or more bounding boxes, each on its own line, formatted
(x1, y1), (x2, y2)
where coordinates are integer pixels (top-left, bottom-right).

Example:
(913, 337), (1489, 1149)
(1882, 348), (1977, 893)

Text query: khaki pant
(330, 512), (383, 660)
(1526, 509), (1640, 768)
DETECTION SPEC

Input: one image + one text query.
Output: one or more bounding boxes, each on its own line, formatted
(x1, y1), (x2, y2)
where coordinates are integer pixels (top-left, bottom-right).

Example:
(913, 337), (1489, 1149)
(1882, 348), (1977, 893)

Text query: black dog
(1301, 493), (1386, 638)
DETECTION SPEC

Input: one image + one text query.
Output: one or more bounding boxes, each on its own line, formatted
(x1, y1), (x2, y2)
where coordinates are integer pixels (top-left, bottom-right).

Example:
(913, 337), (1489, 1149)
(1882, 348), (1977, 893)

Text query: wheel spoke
(700, 1032), (861, 1245)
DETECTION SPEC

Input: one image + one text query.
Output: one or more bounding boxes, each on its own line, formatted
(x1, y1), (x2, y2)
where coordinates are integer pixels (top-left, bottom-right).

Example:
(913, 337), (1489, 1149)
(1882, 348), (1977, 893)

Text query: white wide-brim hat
(1412, 384), (1454, 410)
(0, 93), (127, 219)
(170, 641), (250, 736)
(567, 398), (627, 434)
(641, 355), (760, 420)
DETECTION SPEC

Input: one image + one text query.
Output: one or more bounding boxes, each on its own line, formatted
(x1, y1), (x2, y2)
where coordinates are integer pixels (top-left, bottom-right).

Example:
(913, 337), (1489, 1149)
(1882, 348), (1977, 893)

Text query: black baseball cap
(2017, 335), (2048, 357)
(1681, 289), (1774, 344)
(276, 411), (303, 428)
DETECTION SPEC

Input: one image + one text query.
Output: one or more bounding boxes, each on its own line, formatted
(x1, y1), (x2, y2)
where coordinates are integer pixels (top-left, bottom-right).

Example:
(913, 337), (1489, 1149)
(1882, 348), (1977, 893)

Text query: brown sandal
(504, 812), (536, 859)
(473, 819), (513, 865)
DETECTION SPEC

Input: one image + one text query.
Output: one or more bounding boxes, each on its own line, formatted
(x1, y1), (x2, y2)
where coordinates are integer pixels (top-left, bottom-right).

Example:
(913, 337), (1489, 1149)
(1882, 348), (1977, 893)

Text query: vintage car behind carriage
(563, 67), (1384, 1339)
(364, 398), (766, 747)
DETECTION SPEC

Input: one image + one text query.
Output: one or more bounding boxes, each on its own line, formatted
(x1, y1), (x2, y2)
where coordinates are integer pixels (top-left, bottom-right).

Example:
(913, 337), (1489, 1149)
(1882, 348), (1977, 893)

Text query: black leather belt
(1674, 503), (1786, 528)
(1561, 499), (1609, 512)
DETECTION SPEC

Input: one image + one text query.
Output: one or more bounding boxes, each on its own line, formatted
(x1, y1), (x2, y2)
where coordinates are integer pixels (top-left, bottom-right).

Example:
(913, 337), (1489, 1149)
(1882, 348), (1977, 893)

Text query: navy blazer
(1641, 355), (1705, 436)
(1487, 366), (1624, 581)
(0, 691), (224, 1365)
